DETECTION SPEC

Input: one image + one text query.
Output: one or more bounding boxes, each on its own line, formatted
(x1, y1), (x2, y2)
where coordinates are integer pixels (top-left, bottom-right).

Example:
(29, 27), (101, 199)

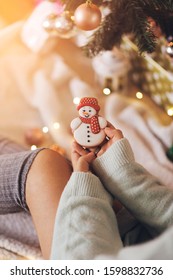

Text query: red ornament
(74, 2), (102, 31)
(147, 17), (162, 38)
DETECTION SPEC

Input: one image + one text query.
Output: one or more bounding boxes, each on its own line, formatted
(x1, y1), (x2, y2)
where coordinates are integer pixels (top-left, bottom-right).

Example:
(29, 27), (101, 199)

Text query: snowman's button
(87, 140), (90, 142)
(87, 126), (89, 128)
(87, 131), (90, 133)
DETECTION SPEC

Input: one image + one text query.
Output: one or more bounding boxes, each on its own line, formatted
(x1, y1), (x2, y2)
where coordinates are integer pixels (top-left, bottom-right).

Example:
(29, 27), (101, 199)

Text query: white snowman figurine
(71, 97), (107, 148)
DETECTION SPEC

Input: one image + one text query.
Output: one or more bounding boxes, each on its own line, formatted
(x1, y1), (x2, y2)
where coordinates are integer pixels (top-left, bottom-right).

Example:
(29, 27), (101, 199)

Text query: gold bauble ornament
(54, 11), (76, 38)
(74, 2), (102, 31)
(166, 40), (173, 58)
(42, 13), (57, 33)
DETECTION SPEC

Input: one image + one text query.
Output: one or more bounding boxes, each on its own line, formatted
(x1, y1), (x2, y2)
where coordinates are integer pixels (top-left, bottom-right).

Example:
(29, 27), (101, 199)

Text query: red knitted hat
(77, 97), (100, 111)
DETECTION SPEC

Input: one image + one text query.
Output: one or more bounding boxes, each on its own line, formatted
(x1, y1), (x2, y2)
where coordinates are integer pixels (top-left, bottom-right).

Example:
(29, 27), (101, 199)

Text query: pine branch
(83, 12), (124, 57)
(131, 4), (157, 53)
(83, 0), (157, 56)
(61, 0), (173, 56)
(142, 0), (173, 11)
(83, 0), (133, 57)
(83, 0), (173, 56)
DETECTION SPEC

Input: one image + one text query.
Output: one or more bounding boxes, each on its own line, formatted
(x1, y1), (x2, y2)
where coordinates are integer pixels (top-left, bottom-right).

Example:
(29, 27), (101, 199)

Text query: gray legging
(0, 137), (43, 214)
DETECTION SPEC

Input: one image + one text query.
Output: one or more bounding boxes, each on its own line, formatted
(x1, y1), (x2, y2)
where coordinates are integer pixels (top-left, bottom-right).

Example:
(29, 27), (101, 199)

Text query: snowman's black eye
(83, 109), (85, 112)
(89, 110), (91, 112)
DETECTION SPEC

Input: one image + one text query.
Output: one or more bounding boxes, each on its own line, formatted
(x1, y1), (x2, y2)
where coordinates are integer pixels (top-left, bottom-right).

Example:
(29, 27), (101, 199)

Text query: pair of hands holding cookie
(71, 126), (123, 173)
(70, 97), (123, 173)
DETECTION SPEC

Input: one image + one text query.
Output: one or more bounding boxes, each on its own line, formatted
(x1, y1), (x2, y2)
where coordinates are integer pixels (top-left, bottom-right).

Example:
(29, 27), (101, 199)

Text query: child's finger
(105, 127), (123, 139)
(104, 127), (117, 138)
(71, 149), (80, 163)
(106, 121), (115, 129)
(72, 141), (89, 156)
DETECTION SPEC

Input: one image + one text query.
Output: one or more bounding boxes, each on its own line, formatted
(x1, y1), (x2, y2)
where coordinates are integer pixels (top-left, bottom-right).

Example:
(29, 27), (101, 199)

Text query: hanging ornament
(42, 13), (57, 34)
(54, 11), (76, 38)
(166, 37), (173, 58)
(74, 0), (102, 31)
(42, 0), (67, 36)
(42, 10), (76, 38)
(147, 17), (162, 38)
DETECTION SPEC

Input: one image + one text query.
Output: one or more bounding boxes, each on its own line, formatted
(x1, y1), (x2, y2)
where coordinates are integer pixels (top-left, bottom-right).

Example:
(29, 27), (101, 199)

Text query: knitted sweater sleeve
(50, 172), (123, 260)
(92, 138), (173, 234)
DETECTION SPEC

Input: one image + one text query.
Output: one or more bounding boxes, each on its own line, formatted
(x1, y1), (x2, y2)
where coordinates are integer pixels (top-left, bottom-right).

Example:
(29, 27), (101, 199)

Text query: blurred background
(0, 0), (35, 27)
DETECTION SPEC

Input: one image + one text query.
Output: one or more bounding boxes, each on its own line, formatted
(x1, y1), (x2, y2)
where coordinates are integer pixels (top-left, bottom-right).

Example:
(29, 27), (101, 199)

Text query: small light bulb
(42, 126), (49, 133)
(103, 87), (111, 95)
(73, 97), (80, 105)
(136, 91), (143, 99)
(53, 122), (60, 130)
(31, 145), (37, 151)
(167, 107), (173, 116)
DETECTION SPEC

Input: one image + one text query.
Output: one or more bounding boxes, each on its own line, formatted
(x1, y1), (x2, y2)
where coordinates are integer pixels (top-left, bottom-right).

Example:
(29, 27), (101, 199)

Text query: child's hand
(96, 124), (123, 157)
(71, 142), (96, 172)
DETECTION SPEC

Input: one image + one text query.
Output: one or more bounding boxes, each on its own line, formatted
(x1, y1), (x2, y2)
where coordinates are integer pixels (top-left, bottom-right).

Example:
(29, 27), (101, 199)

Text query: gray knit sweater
(51, 138), (173, 260)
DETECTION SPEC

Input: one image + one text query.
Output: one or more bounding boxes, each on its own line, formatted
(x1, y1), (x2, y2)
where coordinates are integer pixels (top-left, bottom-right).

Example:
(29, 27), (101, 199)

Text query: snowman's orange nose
(83, 112), (89, 117)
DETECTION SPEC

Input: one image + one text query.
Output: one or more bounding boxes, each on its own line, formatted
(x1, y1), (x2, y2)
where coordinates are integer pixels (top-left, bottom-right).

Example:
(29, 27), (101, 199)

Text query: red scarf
(80, 116), (100, 134)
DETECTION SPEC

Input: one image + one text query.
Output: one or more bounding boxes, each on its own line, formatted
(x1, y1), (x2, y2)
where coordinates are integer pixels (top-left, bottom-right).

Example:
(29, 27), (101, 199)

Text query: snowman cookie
(70, 97), (107, 148)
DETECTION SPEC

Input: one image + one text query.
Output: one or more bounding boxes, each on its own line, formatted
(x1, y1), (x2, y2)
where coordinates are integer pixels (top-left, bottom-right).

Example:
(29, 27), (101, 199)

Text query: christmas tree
(62, 0), (173, 57)
(50, 0), (173, 117)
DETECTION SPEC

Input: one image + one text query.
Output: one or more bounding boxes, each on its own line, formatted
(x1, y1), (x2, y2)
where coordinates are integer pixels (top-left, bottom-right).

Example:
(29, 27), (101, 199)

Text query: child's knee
(26, 148), (72, 189)
(38, 148), (71, 173)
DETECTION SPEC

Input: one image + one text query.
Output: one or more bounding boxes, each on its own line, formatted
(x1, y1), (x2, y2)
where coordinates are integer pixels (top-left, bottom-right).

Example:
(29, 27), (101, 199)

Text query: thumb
(104, 127), (116, 138)
(105, 127), (123, 140)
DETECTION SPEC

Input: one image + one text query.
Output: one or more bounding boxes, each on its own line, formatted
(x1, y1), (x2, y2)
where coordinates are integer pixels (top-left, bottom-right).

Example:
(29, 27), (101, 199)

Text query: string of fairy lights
(122, 36), (173, 117)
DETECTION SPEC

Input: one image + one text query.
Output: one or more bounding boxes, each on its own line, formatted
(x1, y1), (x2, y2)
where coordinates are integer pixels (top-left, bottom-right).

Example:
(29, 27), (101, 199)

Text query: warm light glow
(53, 122), (60, 129)
(43, 19), (51, 29)
(31, 145), (37, 151)
(136, 91), (143, 99)
(103, 87), (111, 95)
(73, 97), (80, 105)
(42, 126), (49, 133)
(0, 0), (35, 25)
(167, 107), (173, 116)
